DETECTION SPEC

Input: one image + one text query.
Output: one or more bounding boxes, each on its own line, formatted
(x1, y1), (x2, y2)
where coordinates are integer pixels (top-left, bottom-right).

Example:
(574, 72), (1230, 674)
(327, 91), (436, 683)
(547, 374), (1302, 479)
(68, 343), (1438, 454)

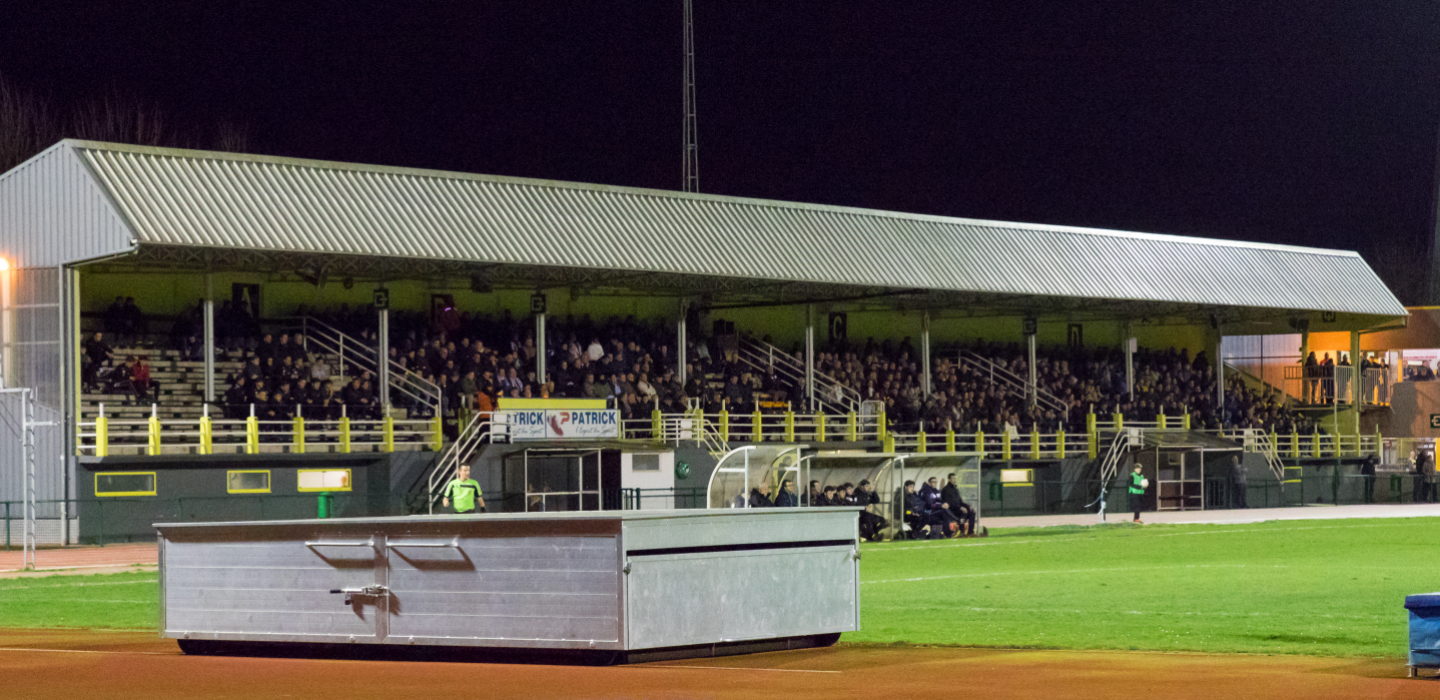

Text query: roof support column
(1214, 323), (1224, 426)
(535, 311), (546, 386)
(676, 301), (687, 385)
(203, 273), (215, 405)
(921, 312), (932, 398)
(1123, 320), (1134, 403)
(1350, 330), (1362, 423)
(805, 305), (816, 412)
(378, 306), (390, 410)
(1026, 318), (1037, 409)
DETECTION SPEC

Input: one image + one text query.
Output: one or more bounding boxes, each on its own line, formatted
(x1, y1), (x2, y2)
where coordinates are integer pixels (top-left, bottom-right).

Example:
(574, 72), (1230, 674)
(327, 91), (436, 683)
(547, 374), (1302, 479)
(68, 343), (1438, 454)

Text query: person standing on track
(1230, 455), (1247, 509)
(1360, 454), (1377, 504)
(442, 465), (485, 514)
(1128, 464), (1147, 524)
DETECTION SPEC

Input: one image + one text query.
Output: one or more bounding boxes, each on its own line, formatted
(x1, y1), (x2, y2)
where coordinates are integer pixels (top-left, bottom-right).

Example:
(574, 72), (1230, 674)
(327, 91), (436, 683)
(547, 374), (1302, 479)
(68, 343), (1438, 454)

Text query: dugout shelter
(0, 140), (1409, 544)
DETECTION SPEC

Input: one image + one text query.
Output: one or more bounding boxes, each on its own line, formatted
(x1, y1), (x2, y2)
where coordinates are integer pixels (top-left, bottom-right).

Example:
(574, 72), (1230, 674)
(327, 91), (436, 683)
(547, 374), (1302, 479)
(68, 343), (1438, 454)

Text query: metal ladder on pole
(0, 388), (52, 570)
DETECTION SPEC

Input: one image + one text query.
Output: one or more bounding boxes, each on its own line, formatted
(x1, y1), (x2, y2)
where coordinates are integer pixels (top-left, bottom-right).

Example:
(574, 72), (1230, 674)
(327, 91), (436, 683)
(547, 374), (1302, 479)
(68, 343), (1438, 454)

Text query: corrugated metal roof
(60, 140), (1406, 318)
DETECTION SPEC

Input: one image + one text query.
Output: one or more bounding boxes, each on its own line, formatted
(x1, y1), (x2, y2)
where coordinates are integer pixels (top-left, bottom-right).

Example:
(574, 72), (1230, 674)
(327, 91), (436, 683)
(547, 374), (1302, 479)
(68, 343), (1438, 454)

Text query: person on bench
(942, 473), (982, 537)
(748, 481), (775, 508)
(855, 479), (888, 542)
(902, 480), (936, 539)
(920, 476), (962, 538)
(775, 479), (799, 507)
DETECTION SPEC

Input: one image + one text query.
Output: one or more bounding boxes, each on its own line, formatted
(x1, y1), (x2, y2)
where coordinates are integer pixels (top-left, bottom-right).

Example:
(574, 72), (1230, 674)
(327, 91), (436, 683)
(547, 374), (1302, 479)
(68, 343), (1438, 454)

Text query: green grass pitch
(849, 517), (1439, 657)
(0, 570), (157, 630)
(0, 517), (1434, 658)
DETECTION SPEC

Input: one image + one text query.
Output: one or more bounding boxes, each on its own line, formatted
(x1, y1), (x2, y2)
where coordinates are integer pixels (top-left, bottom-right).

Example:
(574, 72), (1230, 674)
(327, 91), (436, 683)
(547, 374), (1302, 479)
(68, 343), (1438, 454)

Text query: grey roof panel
(59, 140), (1406, 318)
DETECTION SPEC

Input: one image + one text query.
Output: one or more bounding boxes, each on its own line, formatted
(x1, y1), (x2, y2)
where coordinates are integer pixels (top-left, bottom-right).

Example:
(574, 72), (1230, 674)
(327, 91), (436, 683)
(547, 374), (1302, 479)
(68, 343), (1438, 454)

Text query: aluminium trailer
(156, 508), (860, 662)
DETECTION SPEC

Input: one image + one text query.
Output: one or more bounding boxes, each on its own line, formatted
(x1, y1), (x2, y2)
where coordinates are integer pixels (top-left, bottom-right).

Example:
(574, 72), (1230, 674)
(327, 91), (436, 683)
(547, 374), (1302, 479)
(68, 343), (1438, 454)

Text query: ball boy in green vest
(1128, 465), (1148, 524)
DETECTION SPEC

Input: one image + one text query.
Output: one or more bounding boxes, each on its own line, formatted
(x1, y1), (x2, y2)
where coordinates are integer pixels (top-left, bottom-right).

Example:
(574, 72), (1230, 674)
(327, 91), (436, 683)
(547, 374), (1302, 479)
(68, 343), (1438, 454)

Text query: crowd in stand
(810, 338), (1319, 435)
(80, 296), (1321, 438)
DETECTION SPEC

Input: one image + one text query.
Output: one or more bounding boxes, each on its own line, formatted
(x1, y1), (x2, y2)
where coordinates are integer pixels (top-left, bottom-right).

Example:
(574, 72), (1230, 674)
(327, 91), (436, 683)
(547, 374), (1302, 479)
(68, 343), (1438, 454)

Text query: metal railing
(958, 350), (1069, 415)
(622, 409), (887, 445)
(425, 417), (495, 514)
(1282, 365), (1391, 406)
(76, 403), (441, 457)
(291, 316), (442, 413)
(735, 334), (861, 414)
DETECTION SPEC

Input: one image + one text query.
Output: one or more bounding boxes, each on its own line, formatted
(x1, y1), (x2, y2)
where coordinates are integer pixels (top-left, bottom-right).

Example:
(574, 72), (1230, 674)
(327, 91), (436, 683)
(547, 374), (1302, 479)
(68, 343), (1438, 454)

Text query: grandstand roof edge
(57, 139), (1362, 260)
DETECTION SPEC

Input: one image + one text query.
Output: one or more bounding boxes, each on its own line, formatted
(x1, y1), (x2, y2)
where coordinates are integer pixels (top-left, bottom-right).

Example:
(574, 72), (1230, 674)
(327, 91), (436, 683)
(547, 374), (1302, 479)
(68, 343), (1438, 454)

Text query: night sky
(4, 3), (1438, 301)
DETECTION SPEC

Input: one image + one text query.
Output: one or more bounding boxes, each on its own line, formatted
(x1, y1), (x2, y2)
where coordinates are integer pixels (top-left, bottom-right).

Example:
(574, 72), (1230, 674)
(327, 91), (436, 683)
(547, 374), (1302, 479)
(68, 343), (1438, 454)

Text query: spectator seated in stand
(129, 356), (152, 403)
(106, 356), (133, 398)
(82, 332), (115, 392)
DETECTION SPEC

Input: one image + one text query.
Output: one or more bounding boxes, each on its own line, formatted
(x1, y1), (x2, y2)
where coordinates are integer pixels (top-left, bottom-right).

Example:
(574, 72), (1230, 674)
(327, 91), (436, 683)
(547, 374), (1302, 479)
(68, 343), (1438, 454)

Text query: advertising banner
(501, 409), (619, 440)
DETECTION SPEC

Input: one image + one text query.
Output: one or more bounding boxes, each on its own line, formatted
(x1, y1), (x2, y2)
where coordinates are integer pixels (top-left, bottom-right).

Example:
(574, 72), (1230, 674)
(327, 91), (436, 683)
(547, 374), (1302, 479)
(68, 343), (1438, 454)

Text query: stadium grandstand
(0, 139), (1423, 547)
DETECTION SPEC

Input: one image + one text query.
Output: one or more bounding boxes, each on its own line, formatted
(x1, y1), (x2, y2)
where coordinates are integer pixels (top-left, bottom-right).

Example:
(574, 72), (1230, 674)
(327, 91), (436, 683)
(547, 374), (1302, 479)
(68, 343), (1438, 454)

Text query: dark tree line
(0, 74), (250, 174)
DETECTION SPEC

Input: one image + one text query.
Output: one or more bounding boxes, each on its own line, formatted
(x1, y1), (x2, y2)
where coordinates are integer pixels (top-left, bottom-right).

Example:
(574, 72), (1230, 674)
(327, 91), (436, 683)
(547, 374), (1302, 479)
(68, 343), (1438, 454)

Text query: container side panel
(625, 545), (858, 650)
(163, 539), (379, 640)
(386, 535), (620, 643)
(622, 509), (858, 551)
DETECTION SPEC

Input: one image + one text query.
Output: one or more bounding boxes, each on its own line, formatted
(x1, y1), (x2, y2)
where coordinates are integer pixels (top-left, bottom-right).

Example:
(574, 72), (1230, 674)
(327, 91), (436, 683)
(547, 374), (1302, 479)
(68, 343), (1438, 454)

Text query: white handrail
(958, 350), (1069, 415)
(426, 417), (494, 513)
(291, 316), (442, 413)
(735, 334), (861, 414)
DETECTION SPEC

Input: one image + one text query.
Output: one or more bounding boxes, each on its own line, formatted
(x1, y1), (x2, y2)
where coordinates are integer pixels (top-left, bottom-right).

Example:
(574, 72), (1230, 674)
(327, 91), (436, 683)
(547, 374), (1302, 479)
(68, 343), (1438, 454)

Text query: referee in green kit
(442, 465), (485, 514)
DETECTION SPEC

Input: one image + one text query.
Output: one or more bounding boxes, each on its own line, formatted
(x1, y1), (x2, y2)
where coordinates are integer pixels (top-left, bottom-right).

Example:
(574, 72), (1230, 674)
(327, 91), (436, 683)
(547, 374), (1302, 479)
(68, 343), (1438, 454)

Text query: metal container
(1406, 593), (1440, 677)
(156, 508), (859, 661)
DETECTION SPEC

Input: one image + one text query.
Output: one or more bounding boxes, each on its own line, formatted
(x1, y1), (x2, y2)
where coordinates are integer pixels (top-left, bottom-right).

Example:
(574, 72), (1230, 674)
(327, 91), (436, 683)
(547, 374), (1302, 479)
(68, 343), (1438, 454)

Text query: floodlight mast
(682, 0), (699, 193)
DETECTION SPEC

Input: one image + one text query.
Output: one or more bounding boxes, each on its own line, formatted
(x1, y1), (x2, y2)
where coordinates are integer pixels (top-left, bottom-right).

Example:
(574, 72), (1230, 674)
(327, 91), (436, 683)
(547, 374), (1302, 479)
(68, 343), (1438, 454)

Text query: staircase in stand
(1240, 428), (1288, 483)
(958, 350), (1069, 415)
(291, 316), (442, 415)
(659, 413), (729, 456)
(423, 417), (494, 514)
(734, 334), (860, 414)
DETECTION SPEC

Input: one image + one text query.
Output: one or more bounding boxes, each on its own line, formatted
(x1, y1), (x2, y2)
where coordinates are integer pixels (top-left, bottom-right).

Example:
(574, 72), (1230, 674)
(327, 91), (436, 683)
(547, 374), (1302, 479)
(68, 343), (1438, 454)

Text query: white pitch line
(0, 579), (158, 590)
(862, 563), (1265, 585)
(874, 520), (1415, 553)
(0, 647), (175, 656)
(644, 664), (839, 674)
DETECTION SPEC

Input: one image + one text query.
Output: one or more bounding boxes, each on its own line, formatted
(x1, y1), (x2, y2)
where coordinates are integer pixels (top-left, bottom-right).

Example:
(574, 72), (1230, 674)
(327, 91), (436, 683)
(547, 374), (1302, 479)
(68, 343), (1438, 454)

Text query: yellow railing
(76, 404), (440, 457)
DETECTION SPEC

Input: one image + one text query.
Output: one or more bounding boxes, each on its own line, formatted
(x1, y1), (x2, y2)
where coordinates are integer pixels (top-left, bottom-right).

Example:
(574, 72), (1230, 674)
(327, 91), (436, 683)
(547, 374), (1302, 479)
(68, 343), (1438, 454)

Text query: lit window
(1000, 469), (1033, 485)
(227, 470), (271, 494)
(297, 469), (351, 492)
(96, 472), (156, 497)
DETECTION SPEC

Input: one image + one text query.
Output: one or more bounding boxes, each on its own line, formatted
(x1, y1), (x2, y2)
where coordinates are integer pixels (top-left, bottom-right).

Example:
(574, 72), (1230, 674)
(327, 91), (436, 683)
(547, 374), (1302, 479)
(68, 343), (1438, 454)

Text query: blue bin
(1405, 593), (1440, 677)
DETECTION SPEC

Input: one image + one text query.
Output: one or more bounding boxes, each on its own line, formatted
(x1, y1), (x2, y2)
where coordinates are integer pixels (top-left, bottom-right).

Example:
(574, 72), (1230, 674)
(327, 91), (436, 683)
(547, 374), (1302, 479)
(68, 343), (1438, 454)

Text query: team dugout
(0, 139), (1409, 522)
